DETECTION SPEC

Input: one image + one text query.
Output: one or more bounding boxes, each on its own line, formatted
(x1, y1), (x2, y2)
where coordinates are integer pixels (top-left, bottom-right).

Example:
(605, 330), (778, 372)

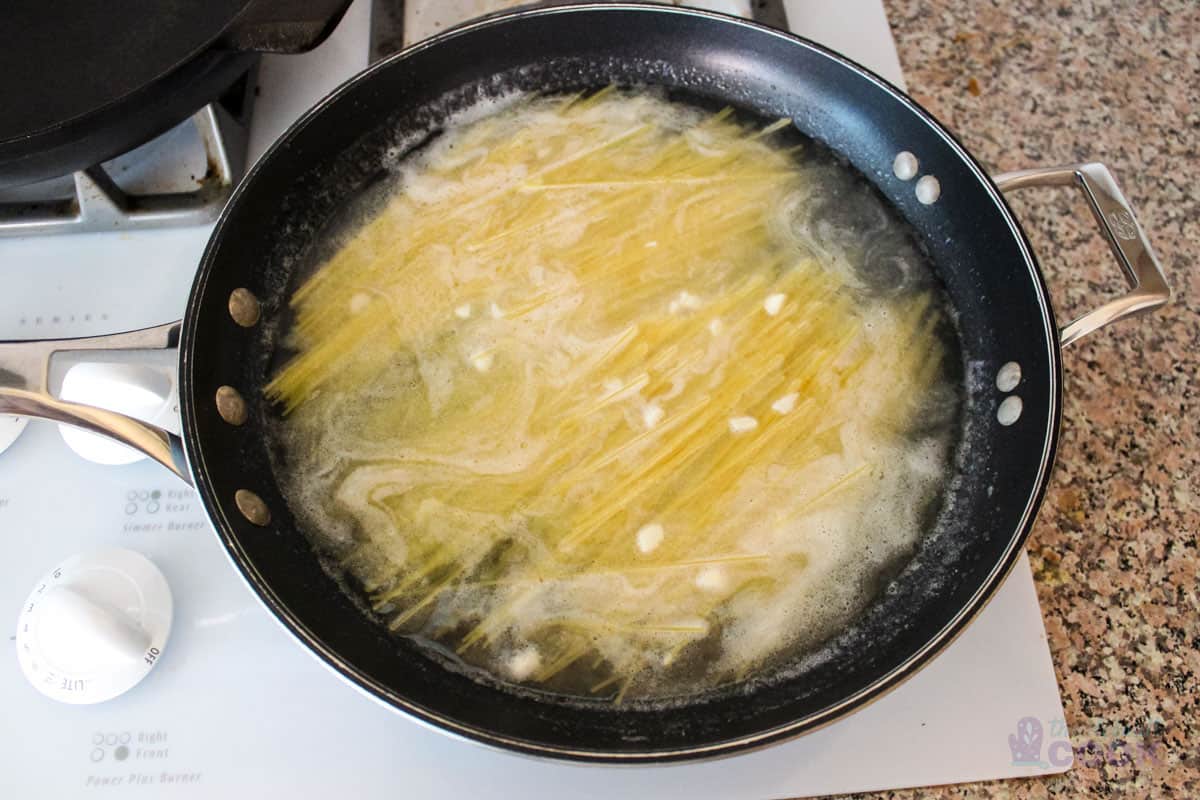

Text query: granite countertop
(855, 1), (1199, 797)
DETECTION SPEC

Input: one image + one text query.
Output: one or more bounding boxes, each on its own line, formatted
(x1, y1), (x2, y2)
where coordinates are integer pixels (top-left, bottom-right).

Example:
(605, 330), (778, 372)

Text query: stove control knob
(16, 549), (172, 704)
(57, 361), (178, 465)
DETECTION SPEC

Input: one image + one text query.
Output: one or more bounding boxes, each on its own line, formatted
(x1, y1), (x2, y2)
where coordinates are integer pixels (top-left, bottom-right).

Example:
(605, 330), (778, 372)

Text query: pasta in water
(267, 88), (961, 702)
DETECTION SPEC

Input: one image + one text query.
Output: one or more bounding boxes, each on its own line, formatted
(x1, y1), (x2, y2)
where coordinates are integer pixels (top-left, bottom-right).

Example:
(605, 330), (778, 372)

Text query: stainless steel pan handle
(992, 162), (1170, 347)
(0, 322), (190, 484)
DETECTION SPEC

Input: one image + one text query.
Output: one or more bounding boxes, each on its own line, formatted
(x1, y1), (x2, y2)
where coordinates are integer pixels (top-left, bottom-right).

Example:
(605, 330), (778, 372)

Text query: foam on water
(267, 89), (964, 705)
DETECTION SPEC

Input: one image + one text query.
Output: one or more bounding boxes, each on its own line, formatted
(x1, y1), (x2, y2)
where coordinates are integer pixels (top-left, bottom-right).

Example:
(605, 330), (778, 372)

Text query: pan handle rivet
(229, 288), (261, 328)
(997, 395), (1023, 426)
(893, 151), (919, 181)
(215, 386), (248, 426)
(915, 175), (941, 205)
(235, 489), (271, 527)
(996, 362), (1021, 392)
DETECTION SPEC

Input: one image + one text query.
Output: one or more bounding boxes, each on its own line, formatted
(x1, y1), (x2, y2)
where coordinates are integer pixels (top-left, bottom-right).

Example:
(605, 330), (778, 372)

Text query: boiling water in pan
(267, 89), (963, 703)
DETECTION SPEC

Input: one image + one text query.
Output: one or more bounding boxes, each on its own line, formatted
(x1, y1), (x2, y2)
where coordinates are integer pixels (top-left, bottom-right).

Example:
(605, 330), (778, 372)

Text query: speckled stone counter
(843, 1), (1199, 798)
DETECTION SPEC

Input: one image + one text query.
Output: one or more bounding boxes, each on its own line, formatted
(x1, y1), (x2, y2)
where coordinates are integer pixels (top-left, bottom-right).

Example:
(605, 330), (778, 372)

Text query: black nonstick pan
(0, 0), (354, 188)
(0, 4), (1169, 762)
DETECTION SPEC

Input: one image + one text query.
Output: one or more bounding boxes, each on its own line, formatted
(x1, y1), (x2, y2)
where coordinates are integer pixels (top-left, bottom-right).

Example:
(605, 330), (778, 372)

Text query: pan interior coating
(265, 88), (964, 705)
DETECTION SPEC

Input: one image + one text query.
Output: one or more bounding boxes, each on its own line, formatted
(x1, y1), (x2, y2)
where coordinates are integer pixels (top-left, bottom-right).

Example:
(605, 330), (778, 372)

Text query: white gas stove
(0, 2), (1072, 796)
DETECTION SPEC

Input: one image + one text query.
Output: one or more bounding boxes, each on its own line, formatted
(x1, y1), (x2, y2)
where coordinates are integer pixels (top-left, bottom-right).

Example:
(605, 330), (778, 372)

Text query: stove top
(0, 2), (1071, 796)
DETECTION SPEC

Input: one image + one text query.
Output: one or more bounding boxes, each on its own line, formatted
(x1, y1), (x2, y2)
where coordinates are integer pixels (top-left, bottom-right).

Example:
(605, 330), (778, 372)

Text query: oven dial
(15, 549), (172, 704)
(56, 361), (179, 465)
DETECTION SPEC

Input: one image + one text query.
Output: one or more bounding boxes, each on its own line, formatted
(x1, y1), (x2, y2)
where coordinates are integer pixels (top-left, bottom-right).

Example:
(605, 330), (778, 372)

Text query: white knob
(16, 549), (172, 704)
(56, 361), (178, 465)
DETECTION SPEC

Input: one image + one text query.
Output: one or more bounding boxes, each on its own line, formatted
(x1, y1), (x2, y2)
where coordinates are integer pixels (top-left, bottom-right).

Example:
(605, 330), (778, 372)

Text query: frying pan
(0, 5), (1169, 762)
(0, 0), (353, 188)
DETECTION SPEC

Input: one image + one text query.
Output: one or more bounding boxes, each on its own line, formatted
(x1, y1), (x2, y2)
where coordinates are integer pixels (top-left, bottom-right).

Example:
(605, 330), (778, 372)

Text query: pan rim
(180, 2), (1063, 763)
